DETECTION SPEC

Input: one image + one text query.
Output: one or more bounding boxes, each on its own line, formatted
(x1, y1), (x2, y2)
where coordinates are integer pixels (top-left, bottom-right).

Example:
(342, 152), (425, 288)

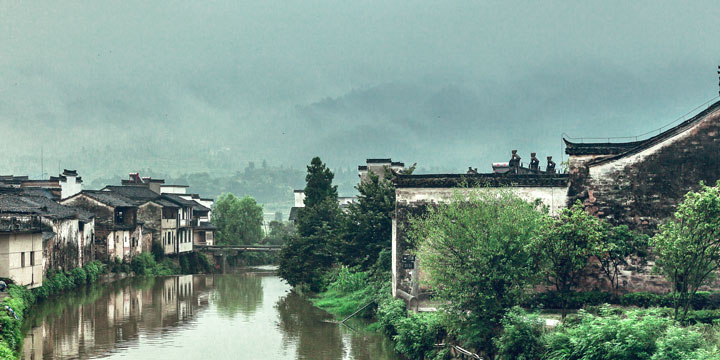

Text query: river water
(21, 267), (401, 360)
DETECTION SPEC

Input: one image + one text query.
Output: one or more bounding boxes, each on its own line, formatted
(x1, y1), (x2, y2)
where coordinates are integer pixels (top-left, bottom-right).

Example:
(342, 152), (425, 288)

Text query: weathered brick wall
(569, 109), (720, 232)
(568, 107), (720, 292)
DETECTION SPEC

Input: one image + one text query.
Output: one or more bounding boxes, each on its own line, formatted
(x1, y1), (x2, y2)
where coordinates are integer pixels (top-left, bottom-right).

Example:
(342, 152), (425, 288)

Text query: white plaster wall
(396, 186), (569, 216)
(60, 176), (83, 199)
(161, 186), (187, 194)
(0, 233), (43, 288)
(294, 191), (305, 207)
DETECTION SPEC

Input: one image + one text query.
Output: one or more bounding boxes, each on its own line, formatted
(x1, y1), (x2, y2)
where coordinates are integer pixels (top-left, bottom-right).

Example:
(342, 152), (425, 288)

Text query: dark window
(30, 252), (34, 266)
(21, 252), (25, 267)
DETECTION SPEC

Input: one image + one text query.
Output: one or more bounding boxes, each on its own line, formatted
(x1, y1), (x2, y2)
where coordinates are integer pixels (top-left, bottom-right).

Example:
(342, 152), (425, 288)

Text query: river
(21, 267), (401, 360)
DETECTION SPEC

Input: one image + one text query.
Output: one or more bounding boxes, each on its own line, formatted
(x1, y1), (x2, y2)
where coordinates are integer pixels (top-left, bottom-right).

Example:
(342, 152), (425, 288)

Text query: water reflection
(22, 271), (400, 360)
(213, 274), (263, 318)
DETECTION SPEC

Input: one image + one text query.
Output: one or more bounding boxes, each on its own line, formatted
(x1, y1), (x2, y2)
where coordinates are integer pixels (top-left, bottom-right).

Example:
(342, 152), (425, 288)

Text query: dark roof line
(565, 100), (720, 158)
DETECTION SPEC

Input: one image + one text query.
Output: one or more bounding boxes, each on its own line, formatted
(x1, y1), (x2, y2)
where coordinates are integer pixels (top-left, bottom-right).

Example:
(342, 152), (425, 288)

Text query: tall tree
(212, 193), (264, 245)
(410, 189), (545, 354)
(652, 181), (720, 320)
(338, 171), (395, 269)
(530, 200), (604, 316)
(278, 157), (340, 291)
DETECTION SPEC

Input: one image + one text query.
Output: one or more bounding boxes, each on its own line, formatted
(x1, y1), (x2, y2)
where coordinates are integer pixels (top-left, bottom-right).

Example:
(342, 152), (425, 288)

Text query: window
(21, 252), (25, 267)
(30, 252), (34, 266)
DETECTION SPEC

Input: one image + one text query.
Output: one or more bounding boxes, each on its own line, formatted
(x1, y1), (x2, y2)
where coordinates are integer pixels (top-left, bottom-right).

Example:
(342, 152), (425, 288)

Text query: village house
(0, 216), (44, 288)
(60, 190), (142, 263)
(0, 189), (96, 273)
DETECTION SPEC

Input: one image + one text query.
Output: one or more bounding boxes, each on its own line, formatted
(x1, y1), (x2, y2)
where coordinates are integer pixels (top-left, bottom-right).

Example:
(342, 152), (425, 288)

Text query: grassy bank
(311, 266), (720, 360)
(0, 260), (106, 360)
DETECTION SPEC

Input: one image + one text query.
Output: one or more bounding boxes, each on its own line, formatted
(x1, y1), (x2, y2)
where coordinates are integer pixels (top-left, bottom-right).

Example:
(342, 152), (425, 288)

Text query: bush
(327, 266), (368, 294)
(393, 312), (445, 360)
(377, 296), (408, 336)
(494, 307), (545, 360)
(651, 325), (712, 360)
(525, 291), (618, 309)
(69, 267), (87, 286)
(131, 253), (158, 275)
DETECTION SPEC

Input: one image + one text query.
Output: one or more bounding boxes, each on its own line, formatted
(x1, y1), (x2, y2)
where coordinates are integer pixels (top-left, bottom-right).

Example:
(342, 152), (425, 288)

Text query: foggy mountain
(2, 1), (720, 201)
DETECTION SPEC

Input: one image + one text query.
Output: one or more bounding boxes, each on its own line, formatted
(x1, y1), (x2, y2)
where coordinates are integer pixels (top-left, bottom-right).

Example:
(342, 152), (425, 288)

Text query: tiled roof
(80, 190), (136, 208)
(162, 193), (198, 207)
(102, 186), (160, 203)
(0, 193), (93, 221)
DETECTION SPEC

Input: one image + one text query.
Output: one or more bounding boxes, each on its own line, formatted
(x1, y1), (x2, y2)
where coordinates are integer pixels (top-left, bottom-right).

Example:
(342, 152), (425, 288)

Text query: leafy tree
(530, 200), (603, 316)
(338, 171), (395, 269)
(651, 181), (720, 320)
(596, 223), (649, 294)
(212, 193), (264, 245)
(263, 220), (293, 246)
(410, 189), (546, 354)
(278, 157), (340, 291)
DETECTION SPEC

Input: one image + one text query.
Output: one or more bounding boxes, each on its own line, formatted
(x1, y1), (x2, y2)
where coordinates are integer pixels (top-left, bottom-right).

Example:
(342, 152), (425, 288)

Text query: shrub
(69, 267), (87, 286)
(525, 291), (618, 309)
(545, 307), (671, 359)
(620, 292), (662, 308)
(651, 325), (711, 360)
(376, 296), (408, 336)
(131, 253), (157, 275)
(494, 307), (545, 360)
(393, 312), (445, 360)
(328, 266), (368, 294)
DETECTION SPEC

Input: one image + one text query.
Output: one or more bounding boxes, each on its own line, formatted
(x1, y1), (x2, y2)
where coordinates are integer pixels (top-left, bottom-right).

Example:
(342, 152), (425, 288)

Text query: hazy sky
(2, 1), (720, 174)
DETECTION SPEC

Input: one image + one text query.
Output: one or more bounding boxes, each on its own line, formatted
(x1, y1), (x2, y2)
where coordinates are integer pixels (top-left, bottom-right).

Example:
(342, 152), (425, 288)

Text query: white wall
(0, 232), (43, 288)
(60, 175), (83, 199)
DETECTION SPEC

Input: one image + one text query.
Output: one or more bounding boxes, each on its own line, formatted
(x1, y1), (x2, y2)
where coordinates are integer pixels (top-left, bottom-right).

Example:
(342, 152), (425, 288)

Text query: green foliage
(596, 223), (648, 292)
(411, 188), (545, 352)
(530, 201), (604, 314)
(545, 307), (720, 360)
(545, 307), (670, 359)
(279, 157), (340, 291)
(130, 253), (178, 276)
(0, 261), (106, 359)
(651, 181), (720, 320)
(376, 296), (408, 336)
(393, 312), (445, 360)
(263, 220), (293, 246)
(337, 170), (395, 269)
(525, 291), (618, 310)
(212, 193), (264, 245)
(494, 307), (545, 360)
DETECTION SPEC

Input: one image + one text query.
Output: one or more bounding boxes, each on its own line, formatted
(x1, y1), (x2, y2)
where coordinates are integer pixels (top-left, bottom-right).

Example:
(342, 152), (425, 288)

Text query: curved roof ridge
(565, 100), (720, 160)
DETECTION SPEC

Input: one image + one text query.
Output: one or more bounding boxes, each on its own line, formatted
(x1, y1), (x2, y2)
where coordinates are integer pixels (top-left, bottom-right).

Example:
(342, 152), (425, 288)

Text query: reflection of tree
(275, 291), (344, 360)
(212, 274), (263, 318)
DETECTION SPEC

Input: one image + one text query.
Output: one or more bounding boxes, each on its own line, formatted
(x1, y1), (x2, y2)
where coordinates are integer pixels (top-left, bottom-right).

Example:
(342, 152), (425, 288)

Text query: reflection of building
(22, 274), (217, 359)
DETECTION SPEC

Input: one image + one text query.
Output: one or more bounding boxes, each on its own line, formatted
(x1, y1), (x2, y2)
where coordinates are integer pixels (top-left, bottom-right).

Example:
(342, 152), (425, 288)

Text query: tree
(530, 200), (603, 316)
(651, 181), (720, 320)
(278, 157), (340, 291)
(410, 189), (546, 354)
(338, 171), (396, 269)
(596, 223), (648, 294)
(212, 193), (264, 245)
(263, 220), (293, 246)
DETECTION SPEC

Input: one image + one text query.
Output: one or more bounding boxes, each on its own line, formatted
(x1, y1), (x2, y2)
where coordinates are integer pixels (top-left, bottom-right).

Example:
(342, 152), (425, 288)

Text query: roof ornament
(529, 152), (540, 173)
(546, 156), (556, 174)
(509, 150), (521, 173)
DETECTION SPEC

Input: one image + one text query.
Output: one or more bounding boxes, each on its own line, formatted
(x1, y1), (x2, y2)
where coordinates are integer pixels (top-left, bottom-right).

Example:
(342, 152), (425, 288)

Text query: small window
(30, 252), (34, 266)
(21, 252), (25, 267)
